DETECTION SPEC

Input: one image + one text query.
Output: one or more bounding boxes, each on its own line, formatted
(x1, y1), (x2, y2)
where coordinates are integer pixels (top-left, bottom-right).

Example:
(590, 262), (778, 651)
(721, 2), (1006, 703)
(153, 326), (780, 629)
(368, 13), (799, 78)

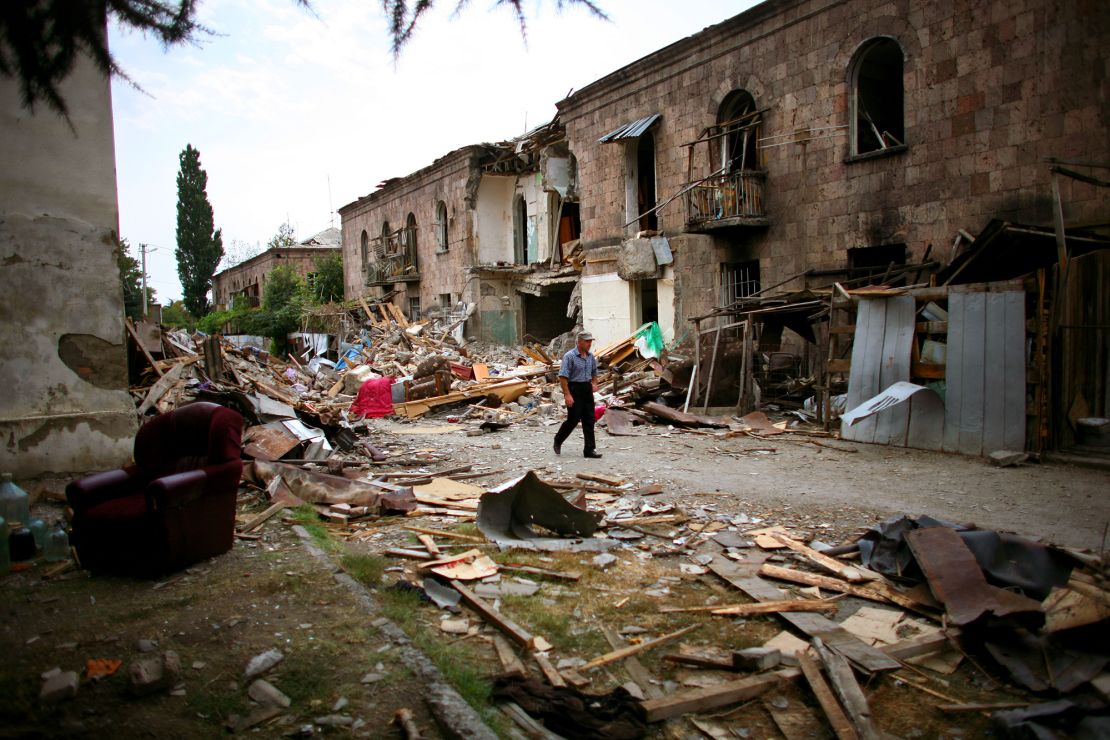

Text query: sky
(110, 0), (758, 304)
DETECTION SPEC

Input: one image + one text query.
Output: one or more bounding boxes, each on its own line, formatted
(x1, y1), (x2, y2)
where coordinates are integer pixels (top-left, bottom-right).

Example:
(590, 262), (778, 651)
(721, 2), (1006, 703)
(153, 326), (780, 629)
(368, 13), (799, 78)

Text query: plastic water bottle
(0, 515), (9, 576)
(28, 517), (47, 551)
(44, 522), (70, 563)
(0, 473), (30, 527)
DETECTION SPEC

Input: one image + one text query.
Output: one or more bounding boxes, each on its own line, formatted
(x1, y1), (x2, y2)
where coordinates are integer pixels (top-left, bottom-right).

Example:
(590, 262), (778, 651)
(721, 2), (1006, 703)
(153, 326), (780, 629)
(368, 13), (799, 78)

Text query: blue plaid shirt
(559, 348), (598, 383)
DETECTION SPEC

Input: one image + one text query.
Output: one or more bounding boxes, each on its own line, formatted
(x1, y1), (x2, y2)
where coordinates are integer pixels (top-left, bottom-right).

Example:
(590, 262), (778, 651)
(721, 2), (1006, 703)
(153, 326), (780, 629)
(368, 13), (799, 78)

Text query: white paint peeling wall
(474, 176), (514, 264)
(581, 273), (634, 347)
(658, 266), (675, 344)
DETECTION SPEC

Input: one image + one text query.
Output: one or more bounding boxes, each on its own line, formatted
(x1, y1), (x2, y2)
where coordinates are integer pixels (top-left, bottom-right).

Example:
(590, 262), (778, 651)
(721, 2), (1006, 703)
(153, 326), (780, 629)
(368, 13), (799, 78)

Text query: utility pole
(140, 242), (149, 319)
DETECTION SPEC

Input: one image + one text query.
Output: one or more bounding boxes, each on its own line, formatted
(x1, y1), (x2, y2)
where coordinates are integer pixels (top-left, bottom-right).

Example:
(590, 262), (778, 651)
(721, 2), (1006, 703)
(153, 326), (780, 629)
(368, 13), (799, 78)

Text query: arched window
(403, 212), (418, 270)
(381, 221), (392, 254)
(435, 201), (448, 252)
(717, 90), (760, 173)
(360, 230), (369, 266)
(851, 37), (904, 155)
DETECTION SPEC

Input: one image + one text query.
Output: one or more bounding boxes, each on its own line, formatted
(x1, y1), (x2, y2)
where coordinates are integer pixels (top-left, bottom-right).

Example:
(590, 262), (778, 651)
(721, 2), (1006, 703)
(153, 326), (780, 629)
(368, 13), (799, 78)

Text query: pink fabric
(350, 377), (395, 418)
(594, 404), (606, 422)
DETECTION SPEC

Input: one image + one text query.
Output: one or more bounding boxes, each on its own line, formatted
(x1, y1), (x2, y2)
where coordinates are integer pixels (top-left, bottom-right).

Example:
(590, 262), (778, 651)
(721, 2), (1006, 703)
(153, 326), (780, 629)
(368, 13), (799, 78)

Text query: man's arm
(559, 375), (573, 406)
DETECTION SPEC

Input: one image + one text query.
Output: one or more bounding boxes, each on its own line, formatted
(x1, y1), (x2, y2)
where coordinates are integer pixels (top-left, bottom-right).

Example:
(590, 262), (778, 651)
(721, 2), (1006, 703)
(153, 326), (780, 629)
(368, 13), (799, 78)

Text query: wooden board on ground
(601, 626), (664, 701)
(812, 638), (882, 740)
(640, 669), (799, 722)
(796, 649), (858, 740)
(709, 557), (899, 675)
(763, 684), (833, 740)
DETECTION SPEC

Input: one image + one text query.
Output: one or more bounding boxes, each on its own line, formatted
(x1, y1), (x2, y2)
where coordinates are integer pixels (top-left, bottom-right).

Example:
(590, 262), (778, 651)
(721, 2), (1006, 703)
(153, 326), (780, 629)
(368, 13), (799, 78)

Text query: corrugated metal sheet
(598, 114), (661, 143)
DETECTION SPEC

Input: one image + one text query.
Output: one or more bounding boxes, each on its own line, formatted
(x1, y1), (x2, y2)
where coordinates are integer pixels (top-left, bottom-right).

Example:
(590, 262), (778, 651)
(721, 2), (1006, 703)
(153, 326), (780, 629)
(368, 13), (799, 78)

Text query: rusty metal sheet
(242, 424), (301, 461)
(604, 408), (646, 436)
(640, 401), (700, 427)
(905, 526), (1042, 626)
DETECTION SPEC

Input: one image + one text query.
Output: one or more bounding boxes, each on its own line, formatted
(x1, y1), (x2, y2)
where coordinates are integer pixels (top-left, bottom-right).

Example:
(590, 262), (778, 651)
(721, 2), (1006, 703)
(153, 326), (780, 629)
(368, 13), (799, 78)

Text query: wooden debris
(576, 471), (625, 487)
(401, 526), (485, 543)
(532, 651), (566, 688)
(770, 533), (872, 583)
(580, 624), (699, 672)
(936, 701), (1031, 713)
(710, 599), (840, 616)
(758, 563), (938, 618)
(763, 685), (831, 740)
(490, 634), (527, 675)
(640, 668), (799, 722)
(601, 626), (664, 700)
(450, 580), (541, 649)
(812, 638), (881, 740)
(796, 649), (858, 740)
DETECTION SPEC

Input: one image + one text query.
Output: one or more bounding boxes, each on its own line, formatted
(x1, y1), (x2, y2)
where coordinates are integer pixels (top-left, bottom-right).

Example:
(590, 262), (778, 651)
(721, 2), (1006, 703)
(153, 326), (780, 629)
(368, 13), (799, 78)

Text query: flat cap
(577, 331), (594, 341)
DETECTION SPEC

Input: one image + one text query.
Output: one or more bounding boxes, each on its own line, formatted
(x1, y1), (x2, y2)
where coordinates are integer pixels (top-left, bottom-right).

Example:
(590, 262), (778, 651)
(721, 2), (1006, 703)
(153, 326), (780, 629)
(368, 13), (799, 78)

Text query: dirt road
(376, 416), (1110, 550)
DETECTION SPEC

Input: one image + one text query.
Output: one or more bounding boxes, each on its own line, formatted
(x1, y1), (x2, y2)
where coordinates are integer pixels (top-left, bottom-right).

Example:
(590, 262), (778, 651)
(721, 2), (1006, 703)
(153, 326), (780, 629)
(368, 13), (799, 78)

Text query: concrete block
(40, 670), (79, 703)
(733, 647), (782, 671)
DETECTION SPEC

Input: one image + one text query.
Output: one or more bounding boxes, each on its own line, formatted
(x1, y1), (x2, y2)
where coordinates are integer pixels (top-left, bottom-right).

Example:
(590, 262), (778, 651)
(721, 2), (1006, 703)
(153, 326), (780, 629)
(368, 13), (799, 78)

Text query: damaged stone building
(339, 124), (582, 346)
(557, 0), (1107, 352)
(211, 227), (342, 311)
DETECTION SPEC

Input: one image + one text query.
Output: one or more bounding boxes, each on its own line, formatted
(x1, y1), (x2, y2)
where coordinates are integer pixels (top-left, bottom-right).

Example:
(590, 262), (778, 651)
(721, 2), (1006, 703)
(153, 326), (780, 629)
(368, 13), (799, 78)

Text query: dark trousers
(555, 382), (596, 453)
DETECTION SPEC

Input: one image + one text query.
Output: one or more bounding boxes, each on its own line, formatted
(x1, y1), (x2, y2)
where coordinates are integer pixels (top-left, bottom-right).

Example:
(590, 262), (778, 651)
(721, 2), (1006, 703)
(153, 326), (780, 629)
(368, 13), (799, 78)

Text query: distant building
(339, 124), (581, 345)
(211, 227), (341, 310)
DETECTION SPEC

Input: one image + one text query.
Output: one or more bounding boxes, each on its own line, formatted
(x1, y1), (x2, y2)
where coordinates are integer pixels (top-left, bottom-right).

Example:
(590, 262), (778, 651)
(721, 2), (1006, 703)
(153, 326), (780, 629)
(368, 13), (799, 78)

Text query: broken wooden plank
(640, 668), (799, 722)
(136, 361), (186, 414)
(662, 653), (736, 671)
(490, 634), (527, 675)
(532, 651), (567, 688)
(710, 599), (840, 616)
(796, 649), (858, 740)
(580, 625), (699, 672)
(709, 557), (899, 675)
(601, 626), (664, 701)
(763, 685), (831, 740)
(576, 471), (625, 487)
(499, 563), (581, 582)
(771, 533), (873, 583)
(936, 701), (1030, 713)
(416, 534), (441, 556)
(126, 318), (165, 378)
(812, 638), (881, 740)
(401, 526), (485, 543)
(384, 547), (433, 560)
(758, 564), (938, 619)
(450, 579), (538, 649)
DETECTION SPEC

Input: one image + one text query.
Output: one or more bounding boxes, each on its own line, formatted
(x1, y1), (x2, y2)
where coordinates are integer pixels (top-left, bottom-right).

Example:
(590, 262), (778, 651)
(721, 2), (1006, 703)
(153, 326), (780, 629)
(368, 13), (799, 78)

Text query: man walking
(554, 331), (602, 459)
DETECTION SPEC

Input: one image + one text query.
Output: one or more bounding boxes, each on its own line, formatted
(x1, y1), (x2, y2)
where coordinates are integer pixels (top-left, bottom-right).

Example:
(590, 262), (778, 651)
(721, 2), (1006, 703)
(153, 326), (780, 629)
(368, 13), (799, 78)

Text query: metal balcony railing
(685, 170), (768, 227)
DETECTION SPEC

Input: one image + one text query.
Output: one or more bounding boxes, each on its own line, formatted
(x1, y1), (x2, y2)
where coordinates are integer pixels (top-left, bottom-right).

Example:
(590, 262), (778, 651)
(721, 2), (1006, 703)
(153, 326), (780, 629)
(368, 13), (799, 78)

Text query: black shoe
(553, 441), (561, 455)
(584, 450), (602, 459)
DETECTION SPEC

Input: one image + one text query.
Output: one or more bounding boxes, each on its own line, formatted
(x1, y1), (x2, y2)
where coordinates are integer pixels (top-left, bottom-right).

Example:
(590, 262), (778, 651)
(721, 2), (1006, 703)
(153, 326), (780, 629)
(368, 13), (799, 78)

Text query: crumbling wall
(212, 246), (341, 310)
(0, 56), (137, 476)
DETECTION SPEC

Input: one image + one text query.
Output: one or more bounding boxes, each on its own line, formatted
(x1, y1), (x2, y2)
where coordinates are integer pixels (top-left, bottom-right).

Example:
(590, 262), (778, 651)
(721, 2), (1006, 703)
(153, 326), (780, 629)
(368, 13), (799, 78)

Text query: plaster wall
(559, 0), (1109, 332)
(0, 56), (137, 476)
(475, 177), (515, 264)
(580, 273), (634, 347)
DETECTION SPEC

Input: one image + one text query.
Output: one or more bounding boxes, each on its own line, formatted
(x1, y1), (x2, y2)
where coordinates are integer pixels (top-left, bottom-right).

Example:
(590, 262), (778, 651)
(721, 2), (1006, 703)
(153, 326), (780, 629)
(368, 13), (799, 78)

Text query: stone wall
(559, 0), (1109, 325)
(212, 247), (340, 310)
(339, 147), (483, 315)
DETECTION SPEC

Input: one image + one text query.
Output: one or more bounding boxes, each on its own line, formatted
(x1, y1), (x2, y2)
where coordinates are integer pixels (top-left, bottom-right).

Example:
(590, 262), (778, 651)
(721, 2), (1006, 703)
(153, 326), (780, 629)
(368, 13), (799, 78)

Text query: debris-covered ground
(4, 313), (1109, 737)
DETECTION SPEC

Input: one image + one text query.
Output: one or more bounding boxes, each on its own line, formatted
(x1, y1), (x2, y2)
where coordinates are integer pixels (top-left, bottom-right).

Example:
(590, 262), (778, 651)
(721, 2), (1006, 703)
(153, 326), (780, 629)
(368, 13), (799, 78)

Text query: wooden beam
(581, 624), (699, 672)
(770, 533), (874, 583)
(125, 318), (164, 378)
(812, 638), (882, 740)
(602, 627), (664, 700)
(796, 650), (858, 740)
(758, 564), (939, 619)
(532, 651), (566, 688)
(640, 669), (799, 722)
(450, 579), (539, 649)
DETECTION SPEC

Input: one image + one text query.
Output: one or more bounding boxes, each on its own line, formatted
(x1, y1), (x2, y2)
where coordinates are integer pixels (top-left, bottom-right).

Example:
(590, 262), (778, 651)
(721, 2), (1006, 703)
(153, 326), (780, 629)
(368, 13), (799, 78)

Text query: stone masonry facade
(339, 147), (484, 317)
(557, 0), (1109, 323)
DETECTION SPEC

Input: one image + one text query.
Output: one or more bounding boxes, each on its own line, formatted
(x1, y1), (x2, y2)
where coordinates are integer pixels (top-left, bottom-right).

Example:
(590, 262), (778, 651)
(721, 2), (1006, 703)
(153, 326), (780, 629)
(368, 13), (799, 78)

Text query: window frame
(847, 36), (907, 162)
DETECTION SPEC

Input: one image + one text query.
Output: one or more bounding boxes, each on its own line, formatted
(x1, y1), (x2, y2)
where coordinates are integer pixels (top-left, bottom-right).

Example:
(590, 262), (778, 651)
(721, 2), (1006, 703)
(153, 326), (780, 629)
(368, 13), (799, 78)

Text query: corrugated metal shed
(598, 114), (661, 143)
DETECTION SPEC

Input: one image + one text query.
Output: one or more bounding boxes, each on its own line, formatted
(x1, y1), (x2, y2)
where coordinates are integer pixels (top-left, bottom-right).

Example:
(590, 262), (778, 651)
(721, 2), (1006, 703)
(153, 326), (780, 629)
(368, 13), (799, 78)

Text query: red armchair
(67, 402), (244, 577)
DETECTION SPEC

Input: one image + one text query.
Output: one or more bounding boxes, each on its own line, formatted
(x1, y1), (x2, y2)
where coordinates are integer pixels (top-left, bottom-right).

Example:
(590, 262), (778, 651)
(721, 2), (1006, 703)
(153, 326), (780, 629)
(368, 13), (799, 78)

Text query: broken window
(721, 260), (761, 307)
(435, 201), (448, 252)
(381, 221), (393, 255)
(403, 212), (418, 271)
(848, 243), (906, 284)
(360, 230), (369, 267)
(408, 296), (421, 320)
(513, 194), (529, 264)
(851, 37), (905, 155)
(634, 132), (658, 231)
(717, 90), (760, 173)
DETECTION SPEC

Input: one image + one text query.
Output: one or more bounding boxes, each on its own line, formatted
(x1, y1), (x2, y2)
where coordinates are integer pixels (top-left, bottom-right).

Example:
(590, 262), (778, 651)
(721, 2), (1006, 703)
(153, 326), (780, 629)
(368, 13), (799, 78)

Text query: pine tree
(175, 144), (223, 318)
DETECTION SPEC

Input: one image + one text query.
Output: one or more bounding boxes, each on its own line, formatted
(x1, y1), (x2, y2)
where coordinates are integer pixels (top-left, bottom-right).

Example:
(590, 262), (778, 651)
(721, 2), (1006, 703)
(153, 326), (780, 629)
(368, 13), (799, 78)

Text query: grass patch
(340, 552), (386, 587)
(188, 680), (246, 724)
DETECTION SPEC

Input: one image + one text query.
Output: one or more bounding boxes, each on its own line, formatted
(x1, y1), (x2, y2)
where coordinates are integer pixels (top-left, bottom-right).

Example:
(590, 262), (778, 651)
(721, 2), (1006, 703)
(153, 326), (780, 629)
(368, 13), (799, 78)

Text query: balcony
(685, 170), (769, 230)
(366, 252), (420, 286)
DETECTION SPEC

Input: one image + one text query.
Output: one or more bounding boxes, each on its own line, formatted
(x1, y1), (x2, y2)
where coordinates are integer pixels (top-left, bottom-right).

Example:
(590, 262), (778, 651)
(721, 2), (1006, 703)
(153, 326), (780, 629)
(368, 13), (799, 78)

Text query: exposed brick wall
(338, 148), (483, 315)
(558, 0), (1109, 319)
